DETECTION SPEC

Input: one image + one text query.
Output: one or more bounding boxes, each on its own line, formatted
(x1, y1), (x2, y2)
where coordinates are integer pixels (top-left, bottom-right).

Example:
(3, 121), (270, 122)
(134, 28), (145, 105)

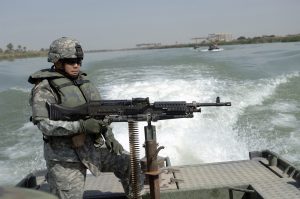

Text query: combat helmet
(48, 37), (84, 63)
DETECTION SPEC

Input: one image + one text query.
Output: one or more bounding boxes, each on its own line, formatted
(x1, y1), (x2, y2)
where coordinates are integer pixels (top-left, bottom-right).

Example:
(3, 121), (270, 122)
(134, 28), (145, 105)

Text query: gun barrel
(196, 102), (231, 106)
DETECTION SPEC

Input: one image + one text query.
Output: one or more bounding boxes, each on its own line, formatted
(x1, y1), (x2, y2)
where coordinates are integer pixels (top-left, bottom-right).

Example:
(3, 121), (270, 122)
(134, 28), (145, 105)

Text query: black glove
(103, 127), (124, 155)
(79, 118), (103, 135)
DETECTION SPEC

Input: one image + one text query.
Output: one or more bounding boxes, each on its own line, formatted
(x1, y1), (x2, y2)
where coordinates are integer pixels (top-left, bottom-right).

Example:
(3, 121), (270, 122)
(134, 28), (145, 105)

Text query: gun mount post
(144, 115), (163, 199)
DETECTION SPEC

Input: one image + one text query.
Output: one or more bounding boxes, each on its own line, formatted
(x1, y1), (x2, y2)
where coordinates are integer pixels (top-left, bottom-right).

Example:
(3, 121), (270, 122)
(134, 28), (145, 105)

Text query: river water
(0, 42), (299, 185)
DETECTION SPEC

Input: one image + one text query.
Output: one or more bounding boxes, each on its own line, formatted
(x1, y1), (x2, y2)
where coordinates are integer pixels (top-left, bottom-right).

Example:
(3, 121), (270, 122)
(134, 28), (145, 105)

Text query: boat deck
(18, 150), (300, 199)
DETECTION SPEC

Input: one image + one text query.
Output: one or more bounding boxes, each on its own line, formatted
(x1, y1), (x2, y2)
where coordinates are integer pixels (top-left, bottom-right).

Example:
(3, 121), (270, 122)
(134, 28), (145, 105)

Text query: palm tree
(6, 43), (14, 52)
(18, 45), (22, 52)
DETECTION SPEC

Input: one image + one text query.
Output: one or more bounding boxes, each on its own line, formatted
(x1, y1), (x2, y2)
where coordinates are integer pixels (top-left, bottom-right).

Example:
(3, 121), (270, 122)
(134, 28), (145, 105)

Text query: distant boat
(191, 44), (224, 52)
(200, 48), (224, 52)
(194, 44), (224, 52)
(208, 44), (223, 51)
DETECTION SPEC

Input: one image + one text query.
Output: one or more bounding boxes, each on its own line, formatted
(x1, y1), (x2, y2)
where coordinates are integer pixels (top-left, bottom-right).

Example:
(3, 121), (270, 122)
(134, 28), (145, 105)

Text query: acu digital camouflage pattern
(29, 70), (132, 198)
(48, 37), (84, 63)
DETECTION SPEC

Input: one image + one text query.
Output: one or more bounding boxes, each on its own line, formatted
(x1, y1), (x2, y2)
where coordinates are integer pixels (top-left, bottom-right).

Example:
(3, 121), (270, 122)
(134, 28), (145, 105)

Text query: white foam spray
(0, 122), (45, 185)
(99, 71), (299, 166)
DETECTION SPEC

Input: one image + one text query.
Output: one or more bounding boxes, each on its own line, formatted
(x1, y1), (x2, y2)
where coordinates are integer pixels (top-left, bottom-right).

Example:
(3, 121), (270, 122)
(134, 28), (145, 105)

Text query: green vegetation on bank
(217, 34), (300, 45)
(1, 33), (300, 60)
(0, 51), (48, 60)
(0, 43), (47, 61)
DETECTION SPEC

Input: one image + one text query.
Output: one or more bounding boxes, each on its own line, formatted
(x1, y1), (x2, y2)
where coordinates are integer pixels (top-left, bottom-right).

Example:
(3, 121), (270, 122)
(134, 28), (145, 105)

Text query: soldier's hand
(103, 127), (124, 155)
(80, 118), (102, 134)
(102, 116), (112, 125)
(105, 138), (124, 155)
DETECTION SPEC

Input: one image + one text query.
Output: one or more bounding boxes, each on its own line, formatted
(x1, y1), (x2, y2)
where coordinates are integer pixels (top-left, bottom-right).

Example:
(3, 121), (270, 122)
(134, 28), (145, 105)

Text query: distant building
(191, 37), (207, 44)
(191, 33), (233, 44)
(208, 33), (233, 42)
(136, 43), (161, 48)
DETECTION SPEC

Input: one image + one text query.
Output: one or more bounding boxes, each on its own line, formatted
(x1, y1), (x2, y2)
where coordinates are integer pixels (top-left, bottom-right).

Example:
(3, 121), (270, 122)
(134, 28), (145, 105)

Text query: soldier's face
(64, 60), (81, 77)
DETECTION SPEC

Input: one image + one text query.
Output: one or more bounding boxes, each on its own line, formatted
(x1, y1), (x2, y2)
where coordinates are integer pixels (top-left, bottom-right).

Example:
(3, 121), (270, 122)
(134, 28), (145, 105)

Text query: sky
(1, 0), (300, 51)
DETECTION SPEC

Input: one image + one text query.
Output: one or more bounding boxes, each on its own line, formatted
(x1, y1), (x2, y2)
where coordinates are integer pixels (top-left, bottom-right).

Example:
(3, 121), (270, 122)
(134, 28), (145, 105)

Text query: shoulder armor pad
(28, 68), (64, 84)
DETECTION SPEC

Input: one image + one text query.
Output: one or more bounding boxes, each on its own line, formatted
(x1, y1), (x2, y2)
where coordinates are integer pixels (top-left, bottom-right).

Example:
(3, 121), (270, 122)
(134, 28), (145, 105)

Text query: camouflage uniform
(29, 37), (132, 199)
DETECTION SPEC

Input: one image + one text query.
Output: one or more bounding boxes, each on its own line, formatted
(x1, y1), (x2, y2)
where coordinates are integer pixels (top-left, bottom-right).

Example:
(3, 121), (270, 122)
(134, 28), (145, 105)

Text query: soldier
(28, 37), (132, 199)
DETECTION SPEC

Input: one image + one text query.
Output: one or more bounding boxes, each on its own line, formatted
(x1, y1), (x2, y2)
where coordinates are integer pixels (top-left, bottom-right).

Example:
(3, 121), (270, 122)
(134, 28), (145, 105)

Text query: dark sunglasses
(62, 58), (82, 65)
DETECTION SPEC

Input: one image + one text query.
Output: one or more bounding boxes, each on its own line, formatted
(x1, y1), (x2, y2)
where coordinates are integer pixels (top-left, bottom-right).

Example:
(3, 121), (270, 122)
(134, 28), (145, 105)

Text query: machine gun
(47, 97), (231, 199)
(47, 97), (231, 122)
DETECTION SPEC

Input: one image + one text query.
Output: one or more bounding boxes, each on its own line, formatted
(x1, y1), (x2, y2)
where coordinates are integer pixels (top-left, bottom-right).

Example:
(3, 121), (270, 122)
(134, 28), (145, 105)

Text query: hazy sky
(1, 0), (300, 50)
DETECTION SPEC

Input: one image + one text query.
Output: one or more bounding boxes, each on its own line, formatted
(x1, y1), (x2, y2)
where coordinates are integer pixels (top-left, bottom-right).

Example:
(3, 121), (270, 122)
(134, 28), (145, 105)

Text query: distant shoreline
(1, 34), (300, 61)
(86, 34), (300, 53)
(0, 51), (47, 61)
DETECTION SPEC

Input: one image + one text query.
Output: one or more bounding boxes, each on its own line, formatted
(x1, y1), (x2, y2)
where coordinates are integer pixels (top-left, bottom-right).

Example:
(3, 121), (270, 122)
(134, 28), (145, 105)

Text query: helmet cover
(48, 37), (84, 63)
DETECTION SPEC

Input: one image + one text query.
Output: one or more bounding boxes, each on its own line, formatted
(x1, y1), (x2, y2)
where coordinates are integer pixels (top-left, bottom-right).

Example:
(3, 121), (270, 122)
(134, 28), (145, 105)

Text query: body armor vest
(29, 68), (101, 108)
